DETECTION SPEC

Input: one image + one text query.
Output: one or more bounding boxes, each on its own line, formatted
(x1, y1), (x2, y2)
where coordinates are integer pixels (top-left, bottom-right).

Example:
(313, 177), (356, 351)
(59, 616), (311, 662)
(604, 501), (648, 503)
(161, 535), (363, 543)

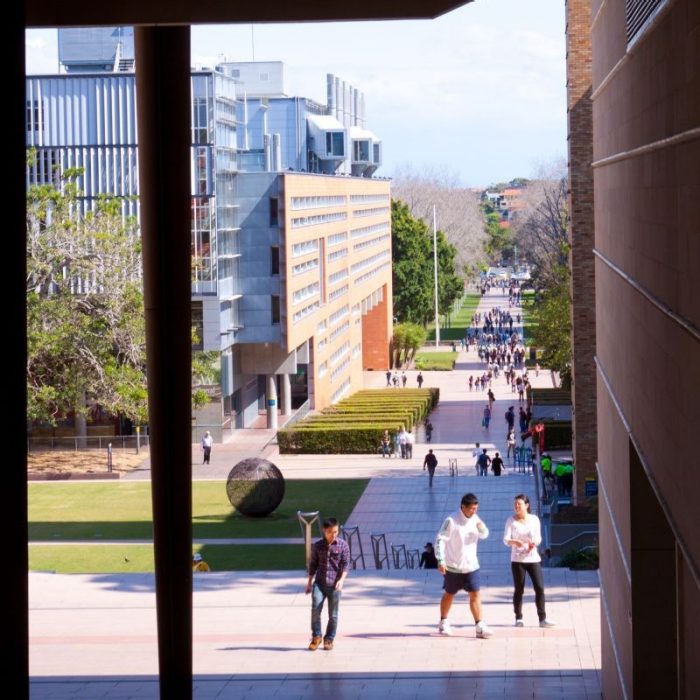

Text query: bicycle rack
(340, 524), (366, 570)
(371, 533), (390, 569)
(406, 549), (421, 569)
(391, 543), (407, 569)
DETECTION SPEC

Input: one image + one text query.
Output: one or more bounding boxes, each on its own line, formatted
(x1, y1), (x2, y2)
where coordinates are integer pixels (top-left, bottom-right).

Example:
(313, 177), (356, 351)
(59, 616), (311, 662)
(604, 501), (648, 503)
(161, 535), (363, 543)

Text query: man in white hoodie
(435, 492), (494, 638)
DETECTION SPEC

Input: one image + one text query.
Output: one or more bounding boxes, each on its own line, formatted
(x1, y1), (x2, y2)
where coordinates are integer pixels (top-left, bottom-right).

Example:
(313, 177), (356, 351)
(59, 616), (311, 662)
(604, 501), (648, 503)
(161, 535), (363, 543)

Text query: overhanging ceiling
(26, 0), (473, 28)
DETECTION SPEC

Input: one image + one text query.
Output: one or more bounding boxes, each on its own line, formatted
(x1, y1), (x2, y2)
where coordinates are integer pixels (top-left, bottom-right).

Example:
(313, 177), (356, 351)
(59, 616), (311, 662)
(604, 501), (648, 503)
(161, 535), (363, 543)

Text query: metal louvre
(626, 0), (666, 43)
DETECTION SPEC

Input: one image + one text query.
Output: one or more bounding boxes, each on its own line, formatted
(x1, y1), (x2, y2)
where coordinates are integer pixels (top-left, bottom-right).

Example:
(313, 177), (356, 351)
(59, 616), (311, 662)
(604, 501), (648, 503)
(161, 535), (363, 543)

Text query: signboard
(267, 399), (277, 408)
(585, 477), (598, 498)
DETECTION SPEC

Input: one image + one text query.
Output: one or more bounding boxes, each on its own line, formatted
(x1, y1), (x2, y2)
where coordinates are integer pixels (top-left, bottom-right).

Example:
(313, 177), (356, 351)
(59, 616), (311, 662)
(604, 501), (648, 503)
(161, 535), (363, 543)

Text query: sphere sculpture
(226, 458), (285, 517)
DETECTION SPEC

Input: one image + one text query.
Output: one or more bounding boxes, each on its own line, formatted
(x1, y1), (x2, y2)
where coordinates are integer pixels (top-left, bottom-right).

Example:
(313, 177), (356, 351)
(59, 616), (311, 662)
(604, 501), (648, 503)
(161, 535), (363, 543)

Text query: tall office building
(26, 32), (392, 439)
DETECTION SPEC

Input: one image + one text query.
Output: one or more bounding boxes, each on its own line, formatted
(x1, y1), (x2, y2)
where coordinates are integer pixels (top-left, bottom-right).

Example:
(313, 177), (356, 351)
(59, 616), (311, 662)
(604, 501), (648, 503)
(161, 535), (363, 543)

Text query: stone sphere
(226, 458), (285, 517)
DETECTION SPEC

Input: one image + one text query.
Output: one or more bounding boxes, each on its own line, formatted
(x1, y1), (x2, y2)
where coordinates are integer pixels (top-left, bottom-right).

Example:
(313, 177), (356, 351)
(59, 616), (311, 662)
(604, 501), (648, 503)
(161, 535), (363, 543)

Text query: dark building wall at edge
(592, 0), (700, 697)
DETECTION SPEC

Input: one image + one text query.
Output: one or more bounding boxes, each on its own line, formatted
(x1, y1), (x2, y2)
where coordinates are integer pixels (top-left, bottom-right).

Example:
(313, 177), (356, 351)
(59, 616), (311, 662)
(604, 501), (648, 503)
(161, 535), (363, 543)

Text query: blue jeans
(311, 582), (341, 641)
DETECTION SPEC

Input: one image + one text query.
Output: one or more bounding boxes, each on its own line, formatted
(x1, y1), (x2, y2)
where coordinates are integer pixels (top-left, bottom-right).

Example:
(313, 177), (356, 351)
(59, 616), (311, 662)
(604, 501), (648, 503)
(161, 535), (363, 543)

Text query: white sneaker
(539, 619), (556, 628)
(515, 619), (524, 627)
(438, 619), (452, 636)
(476, 622), (494, 639)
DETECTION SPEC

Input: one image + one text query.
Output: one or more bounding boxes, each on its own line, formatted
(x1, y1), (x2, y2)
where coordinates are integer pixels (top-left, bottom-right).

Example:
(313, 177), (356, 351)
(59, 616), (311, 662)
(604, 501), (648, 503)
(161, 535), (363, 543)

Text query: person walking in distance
(435, 493), (494, 639)
(482, 405), (491, 430)
(306, 517), (350, 651)
(491, 451), (504, 476)
(417, 371), (424, 388)
(424, 419), (434, 443)
(476, 448), (491, 476)
(201, 430), (213, 464)
(503, 494), (555, 628)
(472, 442), (481, 475)
(423, 448), (438, 487)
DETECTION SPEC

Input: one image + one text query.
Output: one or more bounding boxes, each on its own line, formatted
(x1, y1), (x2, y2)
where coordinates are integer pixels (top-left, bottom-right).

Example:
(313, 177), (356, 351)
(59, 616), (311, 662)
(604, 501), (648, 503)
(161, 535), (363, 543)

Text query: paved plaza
(29, 289), (601, 698)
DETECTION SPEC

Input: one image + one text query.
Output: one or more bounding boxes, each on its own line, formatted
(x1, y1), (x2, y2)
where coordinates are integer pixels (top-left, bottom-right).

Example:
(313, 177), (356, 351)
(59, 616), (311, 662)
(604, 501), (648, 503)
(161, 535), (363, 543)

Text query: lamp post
(433, 205), (439, 348)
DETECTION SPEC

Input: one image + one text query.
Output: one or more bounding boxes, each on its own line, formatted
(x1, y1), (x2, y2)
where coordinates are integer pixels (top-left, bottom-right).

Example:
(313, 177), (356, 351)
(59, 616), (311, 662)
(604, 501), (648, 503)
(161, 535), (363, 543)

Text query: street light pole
(433, 205), (440, 348)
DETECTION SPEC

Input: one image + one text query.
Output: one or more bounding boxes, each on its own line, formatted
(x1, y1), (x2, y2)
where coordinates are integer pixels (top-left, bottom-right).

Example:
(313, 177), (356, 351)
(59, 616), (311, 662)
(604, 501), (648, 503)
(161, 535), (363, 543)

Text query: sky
(25, 1), (567, 188)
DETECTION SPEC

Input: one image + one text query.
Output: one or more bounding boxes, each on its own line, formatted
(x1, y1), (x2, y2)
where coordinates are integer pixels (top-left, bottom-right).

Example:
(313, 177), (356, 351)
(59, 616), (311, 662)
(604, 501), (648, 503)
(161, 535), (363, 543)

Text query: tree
(391, 164), (486, 277)
(528, 264), (572, 388)
(27, 166), (148, 426)
(391, 200), (433, 324)
(391, 322), (427, 368)
(391, 200), (464, 326)
(510, 163), (569, 290)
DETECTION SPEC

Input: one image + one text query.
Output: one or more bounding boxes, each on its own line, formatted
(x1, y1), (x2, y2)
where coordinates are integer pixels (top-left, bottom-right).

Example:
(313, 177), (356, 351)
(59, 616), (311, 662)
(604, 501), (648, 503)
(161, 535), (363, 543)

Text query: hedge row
(529, 388), (572, 406)
(277, 388), (439, 454)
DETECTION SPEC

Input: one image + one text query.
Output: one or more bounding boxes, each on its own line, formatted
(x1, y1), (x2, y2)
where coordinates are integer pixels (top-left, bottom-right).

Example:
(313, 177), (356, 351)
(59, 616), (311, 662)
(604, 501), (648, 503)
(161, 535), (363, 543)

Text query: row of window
(291, 211), (347, 228)
(292, 257), (319, 276)
(293, 281), (320, 306)
(328, 284), (349, 302)
(354, 260), (391, 286)
(349, 194), (389, 204)
(329, 305), (350, 326)
(353, 233), (391, 253)
(331, 357), (351, 382)
(350, 222), (390, 239)
(292, 300), (320, 324)
(329, 320), (350, 343)
(331, 379), (351, 403)
(352, 206), (390, 218)
(328, 247), (348, 263)
(327, 231), (348, 247)
(330, 341), (350, 366)
(328, 268), (349, 285)
(351, 250), (391, 275)
(290, 195), (346, 210)
(291, 239), (319, 258)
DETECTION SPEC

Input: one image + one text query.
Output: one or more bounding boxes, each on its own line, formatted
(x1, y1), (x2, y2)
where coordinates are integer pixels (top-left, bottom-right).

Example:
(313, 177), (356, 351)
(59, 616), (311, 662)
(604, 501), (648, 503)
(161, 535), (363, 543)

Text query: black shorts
(442, 569), (481, 594)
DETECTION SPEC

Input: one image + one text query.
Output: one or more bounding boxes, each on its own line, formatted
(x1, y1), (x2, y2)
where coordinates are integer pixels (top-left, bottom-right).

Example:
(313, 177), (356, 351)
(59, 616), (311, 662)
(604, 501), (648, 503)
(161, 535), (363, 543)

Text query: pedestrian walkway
(28, 287), (601, 699)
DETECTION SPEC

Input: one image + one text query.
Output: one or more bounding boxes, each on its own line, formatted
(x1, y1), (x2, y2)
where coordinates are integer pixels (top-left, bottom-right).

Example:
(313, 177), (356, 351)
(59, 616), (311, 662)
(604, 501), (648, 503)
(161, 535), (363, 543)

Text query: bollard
(449, 458), (458, 477)
(297, 510), (320, 573)
(136, 426), (141, 454)
(107, 443), (113, 473)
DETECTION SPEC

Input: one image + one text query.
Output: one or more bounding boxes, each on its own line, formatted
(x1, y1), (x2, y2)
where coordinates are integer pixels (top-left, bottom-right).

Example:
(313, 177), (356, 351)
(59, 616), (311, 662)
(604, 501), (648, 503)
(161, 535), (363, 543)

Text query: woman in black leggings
(503, 494), (555, 628)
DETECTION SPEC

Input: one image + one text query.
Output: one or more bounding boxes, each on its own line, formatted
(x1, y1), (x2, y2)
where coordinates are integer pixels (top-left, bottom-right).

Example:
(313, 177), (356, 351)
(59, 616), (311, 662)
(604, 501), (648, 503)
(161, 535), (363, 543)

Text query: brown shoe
(323, 638), (334, 651)
(308, 636), (322, 651)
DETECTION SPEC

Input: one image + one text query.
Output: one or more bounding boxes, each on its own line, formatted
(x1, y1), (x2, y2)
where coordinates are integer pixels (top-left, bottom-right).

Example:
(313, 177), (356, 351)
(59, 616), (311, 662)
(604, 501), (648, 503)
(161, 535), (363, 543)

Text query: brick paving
(29, 288), (601, 698)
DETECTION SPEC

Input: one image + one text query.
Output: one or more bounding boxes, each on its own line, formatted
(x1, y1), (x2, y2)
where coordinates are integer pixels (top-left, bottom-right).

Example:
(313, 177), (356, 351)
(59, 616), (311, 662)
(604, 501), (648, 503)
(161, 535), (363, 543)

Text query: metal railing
(28, 434), (150, 452)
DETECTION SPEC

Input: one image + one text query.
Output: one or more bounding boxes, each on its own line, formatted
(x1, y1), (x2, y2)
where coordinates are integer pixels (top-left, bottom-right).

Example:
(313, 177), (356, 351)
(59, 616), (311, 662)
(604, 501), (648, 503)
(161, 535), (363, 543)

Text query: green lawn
(426, 292), (481, 341)
(29, 479), (369, 541)
(413, 352), (456, 370)
(29, 544), (305, 573)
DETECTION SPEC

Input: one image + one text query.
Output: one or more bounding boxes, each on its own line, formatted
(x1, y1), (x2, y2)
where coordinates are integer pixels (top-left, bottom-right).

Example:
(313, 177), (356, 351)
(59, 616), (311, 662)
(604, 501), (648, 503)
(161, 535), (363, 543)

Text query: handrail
(549, 530), (599, 549)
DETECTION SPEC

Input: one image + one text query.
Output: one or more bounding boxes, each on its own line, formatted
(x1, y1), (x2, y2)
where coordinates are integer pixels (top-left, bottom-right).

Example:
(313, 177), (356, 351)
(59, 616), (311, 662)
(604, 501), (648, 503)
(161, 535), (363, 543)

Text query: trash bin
(529, 347), (537, 361)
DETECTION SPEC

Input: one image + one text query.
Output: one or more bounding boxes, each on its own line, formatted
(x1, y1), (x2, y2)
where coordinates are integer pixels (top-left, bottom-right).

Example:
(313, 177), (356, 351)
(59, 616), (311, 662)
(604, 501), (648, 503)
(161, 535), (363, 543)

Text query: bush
(277, 388), (439, 454)
(557, 546), (598, 570)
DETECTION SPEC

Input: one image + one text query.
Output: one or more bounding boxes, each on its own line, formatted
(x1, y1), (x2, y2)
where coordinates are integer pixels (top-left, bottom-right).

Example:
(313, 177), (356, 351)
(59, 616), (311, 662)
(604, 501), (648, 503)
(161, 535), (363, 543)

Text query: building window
(271, 295), (281, 325)
(193, 97), (208, 145)
(271, 246), (280, 275)
(270, 197), (279, 226)
(326, 132), (344, 157)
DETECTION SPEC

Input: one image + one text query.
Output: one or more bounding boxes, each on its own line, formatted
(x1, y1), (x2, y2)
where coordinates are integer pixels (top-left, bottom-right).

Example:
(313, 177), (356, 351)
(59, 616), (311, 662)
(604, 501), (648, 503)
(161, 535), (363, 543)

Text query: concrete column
(266, 375), (278, 429)
(135, 26), (193, 698)
(280, 373), (292, 416)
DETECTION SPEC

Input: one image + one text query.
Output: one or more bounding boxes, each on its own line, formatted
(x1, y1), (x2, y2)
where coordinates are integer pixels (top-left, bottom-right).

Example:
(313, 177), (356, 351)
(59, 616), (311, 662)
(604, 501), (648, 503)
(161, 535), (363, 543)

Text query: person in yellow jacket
(192, 552), (210, 572)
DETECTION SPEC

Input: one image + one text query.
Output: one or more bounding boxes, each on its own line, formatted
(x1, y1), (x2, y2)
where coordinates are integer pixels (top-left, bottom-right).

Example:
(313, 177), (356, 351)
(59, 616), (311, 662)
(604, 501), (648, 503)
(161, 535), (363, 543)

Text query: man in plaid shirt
(305, 517), (350, 651)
